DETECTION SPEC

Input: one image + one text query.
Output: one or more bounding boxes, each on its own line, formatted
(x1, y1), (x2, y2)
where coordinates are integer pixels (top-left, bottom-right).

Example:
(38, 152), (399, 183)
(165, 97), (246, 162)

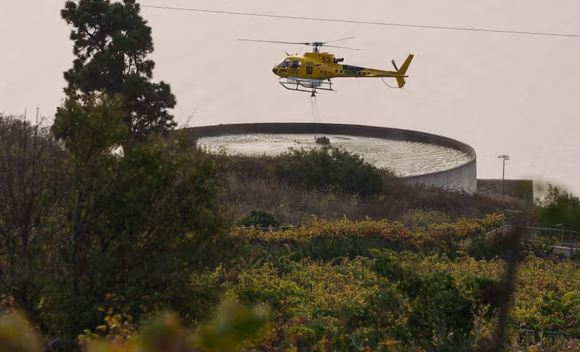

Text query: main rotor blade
(238, 38), (359, 50)
(324, 44), (360, 51)
(238, 38), (309, 45)
(323, 36), (355, 44)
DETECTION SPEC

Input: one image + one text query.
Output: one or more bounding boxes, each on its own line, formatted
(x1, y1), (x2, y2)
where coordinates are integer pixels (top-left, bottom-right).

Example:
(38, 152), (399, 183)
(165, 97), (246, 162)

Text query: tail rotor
(392, 60), (399, 71)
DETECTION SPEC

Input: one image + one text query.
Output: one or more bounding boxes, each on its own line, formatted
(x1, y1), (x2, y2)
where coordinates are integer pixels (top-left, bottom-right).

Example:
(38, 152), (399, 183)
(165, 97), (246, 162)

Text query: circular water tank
(181, 123), (477, 192)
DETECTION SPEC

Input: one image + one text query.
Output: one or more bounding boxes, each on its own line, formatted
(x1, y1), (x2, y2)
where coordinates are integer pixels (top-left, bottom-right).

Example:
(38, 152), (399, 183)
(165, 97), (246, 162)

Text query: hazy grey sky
(1, 0), (579, 194)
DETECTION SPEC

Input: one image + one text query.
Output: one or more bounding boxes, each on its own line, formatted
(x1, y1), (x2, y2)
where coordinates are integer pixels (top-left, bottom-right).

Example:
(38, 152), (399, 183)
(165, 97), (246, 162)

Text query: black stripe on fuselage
(342, 65), (365, 73)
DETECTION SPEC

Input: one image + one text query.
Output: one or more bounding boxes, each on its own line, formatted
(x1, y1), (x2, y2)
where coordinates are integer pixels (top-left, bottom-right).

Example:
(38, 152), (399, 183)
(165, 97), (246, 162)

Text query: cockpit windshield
(278, 59), (301, 68)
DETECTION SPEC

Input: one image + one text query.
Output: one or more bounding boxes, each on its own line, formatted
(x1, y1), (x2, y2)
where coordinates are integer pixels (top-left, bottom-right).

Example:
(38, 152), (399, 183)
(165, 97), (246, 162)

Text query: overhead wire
(141, 4), (580, 39)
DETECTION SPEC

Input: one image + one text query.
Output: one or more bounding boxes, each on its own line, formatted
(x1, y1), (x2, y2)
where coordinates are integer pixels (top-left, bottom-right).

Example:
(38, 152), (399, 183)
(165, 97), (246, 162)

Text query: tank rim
(177, 122), (477, 179)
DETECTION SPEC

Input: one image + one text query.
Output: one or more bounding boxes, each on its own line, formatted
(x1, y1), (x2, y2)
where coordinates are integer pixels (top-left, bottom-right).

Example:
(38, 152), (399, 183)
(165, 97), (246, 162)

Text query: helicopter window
(279, 60), (290, 68)
(290, 60), (301, 69)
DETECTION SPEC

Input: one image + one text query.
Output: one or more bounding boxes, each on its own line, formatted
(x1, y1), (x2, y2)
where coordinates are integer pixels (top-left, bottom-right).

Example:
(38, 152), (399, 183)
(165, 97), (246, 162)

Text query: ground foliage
(0, 115), (67, 328)
(2, 112), (578, 351)
(222, 231), (579, 351)
(218, 154), (523, 225)
(231, 215), (503, 260)
(274, 147), (386, 197)
(539, 184), (580, 232)
(237, 210), (281, 228)
(0, 301), (268, 352)
(0, 110), (226, 350)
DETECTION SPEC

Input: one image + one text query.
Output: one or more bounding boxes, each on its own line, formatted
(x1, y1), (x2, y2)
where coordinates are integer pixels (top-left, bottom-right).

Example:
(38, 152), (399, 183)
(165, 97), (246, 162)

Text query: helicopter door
(289, 60), (301, 75)
(306, 63), (314, 75)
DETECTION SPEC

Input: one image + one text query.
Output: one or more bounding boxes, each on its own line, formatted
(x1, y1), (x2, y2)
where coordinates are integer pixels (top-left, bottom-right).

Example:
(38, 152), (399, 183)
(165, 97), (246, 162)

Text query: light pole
(498, 155), (510, 197)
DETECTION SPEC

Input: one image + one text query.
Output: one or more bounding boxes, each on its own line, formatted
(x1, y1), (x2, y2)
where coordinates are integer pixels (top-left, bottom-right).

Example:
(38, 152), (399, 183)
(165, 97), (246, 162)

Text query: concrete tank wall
(178, 123), (477, 193)
(406, 160), (477, 193)
(477, 179), (534, 203)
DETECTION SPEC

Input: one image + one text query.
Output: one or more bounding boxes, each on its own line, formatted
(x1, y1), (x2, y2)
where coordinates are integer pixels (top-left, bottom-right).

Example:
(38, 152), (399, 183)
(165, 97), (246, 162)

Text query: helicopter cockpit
(273, 59), (302, 75)
(278, 59), (302, 68)
(278, 59), (291, 68)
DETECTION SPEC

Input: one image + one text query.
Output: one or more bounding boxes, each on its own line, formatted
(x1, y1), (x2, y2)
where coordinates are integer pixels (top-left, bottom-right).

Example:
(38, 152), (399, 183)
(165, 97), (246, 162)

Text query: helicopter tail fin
(396, 76), (406, 89)
(398, 54), (414, 75)
(395, 54), (414, 88)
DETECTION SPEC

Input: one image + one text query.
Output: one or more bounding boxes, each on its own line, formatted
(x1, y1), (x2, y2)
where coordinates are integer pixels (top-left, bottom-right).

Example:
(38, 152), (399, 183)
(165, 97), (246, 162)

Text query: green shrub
(467, 234), (499, 260)
(539, 184), (580, 231)
(274, 147), (384, 197)
(238, 210), (280, 228)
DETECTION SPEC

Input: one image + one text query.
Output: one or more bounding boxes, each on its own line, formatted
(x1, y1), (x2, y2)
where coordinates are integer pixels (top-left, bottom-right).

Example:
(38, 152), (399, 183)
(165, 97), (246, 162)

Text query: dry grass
(215, 155), (524, 226)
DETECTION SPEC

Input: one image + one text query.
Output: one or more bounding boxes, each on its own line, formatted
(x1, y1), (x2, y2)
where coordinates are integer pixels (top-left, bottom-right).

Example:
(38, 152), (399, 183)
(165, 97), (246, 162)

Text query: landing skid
(280, 78), (333, 97)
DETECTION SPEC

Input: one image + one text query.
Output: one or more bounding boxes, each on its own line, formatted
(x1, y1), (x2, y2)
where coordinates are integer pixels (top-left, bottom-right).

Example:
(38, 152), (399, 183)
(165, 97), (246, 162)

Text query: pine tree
(61, 0), (176, 140)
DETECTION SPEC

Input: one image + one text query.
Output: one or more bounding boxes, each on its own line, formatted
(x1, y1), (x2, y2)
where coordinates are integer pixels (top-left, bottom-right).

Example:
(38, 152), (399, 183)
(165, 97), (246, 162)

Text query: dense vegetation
(274, 147), (385, 197)
(0, 1), (578, 351)
(0, 109), (230, 349)
(1, 171), (577, 351)
(218, 153), (516, 226)
(539, 184), (580, 232)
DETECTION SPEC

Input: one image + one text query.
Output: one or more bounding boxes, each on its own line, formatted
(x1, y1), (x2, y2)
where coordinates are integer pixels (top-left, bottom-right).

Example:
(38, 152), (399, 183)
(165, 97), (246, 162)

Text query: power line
(141, 4), (580, 39)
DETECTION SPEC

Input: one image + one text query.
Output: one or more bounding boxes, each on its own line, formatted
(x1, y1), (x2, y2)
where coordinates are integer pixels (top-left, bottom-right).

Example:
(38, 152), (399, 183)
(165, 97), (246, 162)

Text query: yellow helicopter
(240, 37), (413, 97)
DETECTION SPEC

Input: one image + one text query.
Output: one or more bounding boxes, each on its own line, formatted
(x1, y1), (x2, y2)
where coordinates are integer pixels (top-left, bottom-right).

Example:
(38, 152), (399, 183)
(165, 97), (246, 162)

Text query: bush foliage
(0, 301), (268, 352)
(540, 184), (580, 231)
(238, 210), (281, 228)
(232, 215), (503, 258)
(220, 154), (518, 226)
(1, 108), (226, 348)
(274, 147), (386, 197)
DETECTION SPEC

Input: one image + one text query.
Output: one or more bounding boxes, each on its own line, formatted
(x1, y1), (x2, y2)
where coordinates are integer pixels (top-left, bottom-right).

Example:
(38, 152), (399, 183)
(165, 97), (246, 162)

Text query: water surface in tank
(198, 134), (472, 177)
